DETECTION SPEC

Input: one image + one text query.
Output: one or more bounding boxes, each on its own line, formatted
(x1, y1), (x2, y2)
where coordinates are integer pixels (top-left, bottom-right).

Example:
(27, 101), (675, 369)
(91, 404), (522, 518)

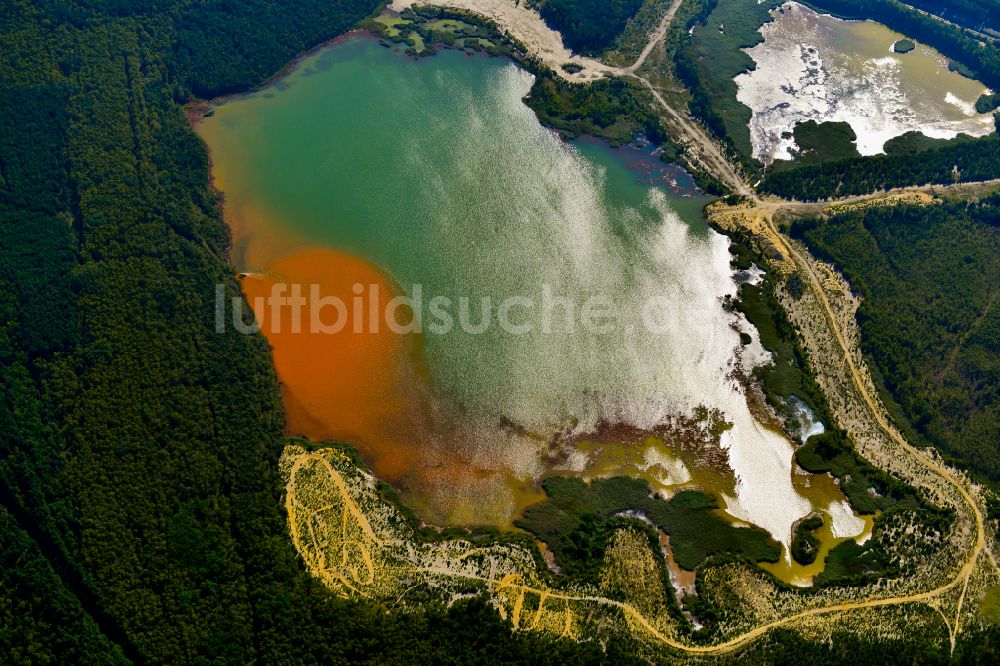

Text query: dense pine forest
(901, 0), (1000, 33)
(792, 196), (1000, 487)
(760, 136), (1000, 200)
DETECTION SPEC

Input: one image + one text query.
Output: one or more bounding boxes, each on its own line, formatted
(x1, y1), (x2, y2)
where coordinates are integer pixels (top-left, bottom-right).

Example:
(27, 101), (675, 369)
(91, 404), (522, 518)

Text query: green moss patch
(981, 586), (1000, 624)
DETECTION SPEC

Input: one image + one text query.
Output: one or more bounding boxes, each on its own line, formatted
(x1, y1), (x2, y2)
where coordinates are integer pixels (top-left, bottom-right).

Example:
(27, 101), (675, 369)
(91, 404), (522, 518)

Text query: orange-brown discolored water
(240, 248), (542, 524)
(242, 249), (427, 480)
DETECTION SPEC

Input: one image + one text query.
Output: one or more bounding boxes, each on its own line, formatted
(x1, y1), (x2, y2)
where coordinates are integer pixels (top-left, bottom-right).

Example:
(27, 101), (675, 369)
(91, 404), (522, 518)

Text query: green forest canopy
(760, 136), (1000, 200)
(792, 195), (999, 487)
(891, 0), (1000, 34)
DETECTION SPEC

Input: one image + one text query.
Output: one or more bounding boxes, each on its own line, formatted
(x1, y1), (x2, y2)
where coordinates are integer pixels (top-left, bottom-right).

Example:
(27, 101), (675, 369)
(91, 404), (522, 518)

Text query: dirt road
(389, 0), (617, 81)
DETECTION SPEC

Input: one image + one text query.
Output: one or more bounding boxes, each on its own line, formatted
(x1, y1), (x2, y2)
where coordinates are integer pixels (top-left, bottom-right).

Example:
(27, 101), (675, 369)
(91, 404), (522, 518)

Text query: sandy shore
(389, 0), (617, 81)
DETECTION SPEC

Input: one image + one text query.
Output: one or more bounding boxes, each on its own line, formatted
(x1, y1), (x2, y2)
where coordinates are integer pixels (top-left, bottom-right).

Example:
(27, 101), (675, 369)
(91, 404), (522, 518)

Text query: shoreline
(186, 17), (711, 268)
(186, 28), (378, 119)
(388, 0), (616, 81)
(184, 29), (378, 267)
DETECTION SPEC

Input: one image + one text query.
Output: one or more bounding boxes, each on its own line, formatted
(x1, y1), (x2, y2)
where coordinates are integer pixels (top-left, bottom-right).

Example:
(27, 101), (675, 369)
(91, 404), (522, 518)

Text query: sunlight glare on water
(198, 36), (864, 553)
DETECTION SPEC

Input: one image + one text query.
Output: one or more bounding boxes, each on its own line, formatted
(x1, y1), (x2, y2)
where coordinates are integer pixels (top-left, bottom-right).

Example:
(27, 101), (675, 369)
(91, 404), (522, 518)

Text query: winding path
(622, 0), (684, 74)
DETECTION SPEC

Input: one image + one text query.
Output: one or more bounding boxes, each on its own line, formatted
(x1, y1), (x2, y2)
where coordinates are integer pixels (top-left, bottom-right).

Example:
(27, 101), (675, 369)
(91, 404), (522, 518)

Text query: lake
(197, 34), (867, 583)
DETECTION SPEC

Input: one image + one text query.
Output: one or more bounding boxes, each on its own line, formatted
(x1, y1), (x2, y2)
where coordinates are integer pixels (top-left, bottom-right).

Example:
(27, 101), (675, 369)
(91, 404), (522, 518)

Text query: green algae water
(199, 35), (870, 581)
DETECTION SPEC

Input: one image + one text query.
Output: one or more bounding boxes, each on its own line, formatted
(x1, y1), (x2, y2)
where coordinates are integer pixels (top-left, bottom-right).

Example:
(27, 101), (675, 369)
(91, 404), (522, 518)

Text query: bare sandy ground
(389, 0), (617, 81)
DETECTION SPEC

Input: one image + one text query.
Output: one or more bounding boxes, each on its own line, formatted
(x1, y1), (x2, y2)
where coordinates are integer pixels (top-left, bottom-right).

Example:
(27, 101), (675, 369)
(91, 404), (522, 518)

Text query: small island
(976, 91), (1000, 114)
(893, 38), (915, 53)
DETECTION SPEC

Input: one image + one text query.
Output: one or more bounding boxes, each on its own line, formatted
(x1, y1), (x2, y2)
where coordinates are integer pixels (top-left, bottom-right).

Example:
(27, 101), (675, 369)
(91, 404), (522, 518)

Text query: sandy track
(623, 0), (683, 74)
(706, 183), (1000, 651)
(639, 78), (754, 195)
